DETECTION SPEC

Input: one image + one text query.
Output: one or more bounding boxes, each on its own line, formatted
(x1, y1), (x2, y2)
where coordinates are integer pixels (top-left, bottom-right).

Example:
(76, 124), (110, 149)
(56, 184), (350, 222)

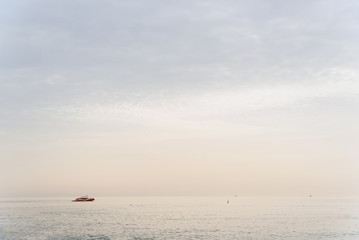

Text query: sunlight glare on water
(0, 197), (359, 240)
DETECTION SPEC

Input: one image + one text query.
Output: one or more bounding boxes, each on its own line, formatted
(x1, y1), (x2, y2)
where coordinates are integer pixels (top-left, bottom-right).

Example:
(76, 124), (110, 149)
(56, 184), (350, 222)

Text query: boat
(72, 195), (95, 202)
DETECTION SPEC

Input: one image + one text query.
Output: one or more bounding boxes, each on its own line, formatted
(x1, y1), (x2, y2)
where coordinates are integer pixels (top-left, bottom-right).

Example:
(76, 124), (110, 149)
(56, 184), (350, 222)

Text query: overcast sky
(1, 0), (359, 197)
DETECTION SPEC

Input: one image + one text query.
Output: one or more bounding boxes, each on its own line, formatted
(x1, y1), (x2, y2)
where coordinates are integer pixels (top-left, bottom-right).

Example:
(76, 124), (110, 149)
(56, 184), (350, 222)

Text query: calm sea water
(0, 197), (359, 240)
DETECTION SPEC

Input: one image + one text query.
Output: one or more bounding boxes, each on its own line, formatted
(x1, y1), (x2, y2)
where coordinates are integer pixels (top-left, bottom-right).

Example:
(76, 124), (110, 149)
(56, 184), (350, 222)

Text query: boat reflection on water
(72, 195), (95, 202)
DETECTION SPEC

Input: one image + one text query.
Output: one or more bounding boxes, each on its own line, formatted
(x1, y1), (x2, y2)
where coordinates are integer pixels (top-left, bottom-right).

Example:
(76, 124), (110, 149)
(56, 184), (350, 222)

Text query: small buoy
(227, 200), (229, 203)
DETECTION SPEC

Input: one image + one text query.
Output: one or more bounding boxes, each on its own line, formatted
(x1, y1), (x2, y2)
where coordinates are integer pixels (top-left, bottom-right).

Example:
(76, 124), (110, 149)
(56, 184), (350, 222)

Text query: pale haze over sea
(1, 1), (359, 198)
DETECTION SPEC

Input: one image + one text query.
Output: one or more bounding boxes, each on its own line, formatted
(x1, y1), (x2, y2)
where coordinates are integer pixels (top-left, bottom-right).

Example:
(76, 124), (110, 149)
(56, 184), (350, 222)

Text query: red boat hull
(72, 197), (95, 202)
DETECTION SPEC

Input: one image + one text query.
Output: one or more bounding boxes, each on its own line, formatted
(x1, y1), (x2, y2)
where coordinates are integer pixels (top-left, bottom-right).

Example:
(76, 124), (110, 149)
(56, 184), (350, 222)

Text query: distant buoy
(227, 200), (229, 203)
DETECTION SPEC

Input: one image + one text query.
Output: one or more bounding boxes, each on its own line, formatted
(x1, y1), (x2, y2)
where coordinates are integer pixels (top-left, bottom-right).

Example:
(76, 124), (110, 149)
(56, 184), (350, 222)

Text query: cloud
(1, 0), (359, 134)
(1, 0), (358, 73)
(2, 0), (359, 197)
(41, 67), (359, 127)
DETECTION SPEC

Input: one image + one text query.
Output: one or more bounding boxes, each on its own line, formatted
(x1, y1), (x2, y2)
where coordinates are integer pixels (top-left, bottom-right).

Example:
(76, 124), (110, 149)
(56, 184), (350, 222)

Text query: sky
(1, 0), (359, 197)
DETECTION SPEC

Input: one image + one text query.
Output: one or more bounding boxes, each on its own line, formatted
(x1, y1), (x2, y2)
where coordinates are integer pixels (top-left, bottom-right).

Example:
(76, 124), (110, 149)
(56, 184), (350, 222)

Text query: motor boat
(72, 195), (95, 202)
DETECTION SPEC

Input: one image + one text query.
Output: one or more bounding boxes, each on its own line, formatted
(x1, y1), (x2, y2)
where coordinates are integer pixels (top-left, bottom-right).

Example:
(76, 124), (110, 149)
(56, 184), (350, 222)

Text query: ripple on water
(0, 197), (359, 240)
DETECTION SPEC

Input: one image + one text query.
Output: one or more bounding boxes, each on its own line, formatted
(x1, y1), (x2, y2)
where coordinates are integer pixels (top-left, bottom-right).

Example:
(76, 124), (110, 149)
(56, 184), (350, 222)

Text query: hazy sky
(1, 0), (359, 197)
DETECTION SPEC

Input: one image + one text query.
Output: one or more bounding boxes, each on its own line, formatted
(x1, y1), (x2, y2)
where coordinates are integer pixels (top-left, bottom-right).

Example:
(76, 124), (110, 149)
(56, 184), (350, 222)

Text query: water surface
(0, 197), (358, 239)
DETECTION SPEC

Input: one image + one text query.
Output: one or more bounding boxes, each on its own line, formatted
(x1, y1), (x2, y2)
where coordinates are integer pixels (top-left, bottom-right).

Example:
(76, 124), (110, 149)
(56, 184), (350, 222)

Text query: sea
(0, 197), (358, 240)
